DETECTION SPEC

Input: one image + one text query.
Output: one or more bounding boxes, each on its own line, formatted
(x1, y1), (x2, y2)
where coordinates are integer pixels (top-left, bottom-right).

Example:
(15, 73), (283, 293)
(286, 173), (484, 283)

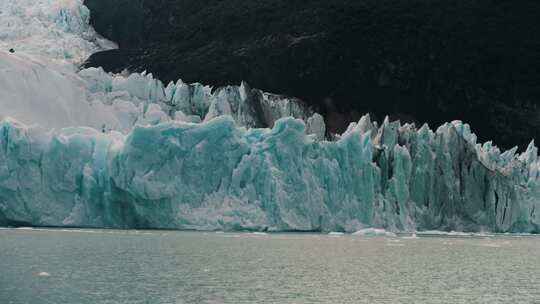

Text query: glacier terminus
(1, 112), (539, 232)
(0, 0), (539, 233)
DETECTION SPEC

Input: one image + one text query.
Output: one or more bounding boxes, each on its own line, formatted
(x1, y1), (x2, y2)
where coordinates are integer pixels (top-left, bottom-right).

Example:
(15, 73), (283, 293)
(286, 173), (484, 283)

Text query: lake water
(1, 228), (540, 304)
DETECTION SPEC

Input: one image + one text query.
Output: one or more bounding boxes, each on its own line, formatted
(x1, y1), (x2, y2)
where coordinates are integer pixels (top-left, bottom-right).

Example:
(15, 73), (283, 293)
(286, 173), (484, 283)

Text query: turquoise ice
(1, 115), (538, 232)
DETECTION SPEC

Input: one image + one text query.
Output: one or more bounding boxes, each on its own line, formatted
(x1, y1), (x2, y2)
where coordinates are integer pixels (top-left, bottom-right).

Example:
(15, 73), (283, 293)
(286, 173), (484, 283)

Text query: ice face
(0, 0), (538, 233)
(1, 115), (538, 232)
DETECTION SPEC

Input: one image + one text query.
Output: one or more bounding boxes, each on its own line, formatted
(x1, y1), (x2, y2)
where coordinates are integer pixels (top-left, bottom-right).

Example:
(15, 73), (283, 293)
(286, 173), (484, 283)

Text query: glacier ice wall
(1, 115), (538, 232)
(0, 0), (538, 233)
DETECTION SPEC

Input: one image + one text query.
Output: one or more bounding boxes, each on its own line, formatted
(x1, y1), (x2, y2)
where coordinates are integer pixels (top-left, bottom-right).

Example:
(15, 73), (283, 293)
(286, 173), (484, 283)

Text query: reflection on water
(1, 228), (540, 304)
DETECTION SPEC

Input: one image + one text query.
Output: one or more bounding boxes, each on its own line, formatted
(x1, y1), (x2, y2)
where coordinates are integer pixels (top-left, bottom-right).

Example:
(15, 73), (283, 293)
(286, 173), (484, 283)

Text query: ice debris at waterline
(0, 114), (539, 233)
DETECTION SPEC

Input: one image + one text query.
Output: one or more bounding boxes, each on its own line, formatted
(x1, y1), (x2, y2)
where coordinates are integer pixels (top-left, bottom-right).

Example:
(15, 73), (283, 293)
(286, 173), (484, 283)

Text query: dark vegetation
(84, 0), (540, 149)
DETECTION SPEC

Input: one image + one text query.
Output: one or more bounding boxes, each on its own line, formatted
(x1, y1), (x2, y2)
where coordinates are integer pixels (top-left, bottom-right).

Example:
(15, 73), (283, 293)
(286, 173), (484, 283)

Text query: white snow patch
(0, 0), (115, 63)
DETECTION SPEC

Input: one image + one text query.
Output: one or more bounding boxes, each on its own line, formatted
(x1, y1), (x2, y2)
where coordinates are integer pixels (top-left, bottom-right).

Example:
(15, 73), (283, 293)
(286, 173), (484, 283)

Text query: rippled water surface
(1, 228), (540, 304)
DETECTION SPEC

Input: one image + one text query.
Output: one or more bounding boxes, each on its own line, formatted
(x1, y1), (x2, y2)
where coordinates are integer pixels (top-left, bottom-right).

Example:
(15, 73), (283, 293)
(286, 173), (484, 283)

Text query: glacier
(0, 0), (539, 233)
(0, 51), (320, 134)
(0, 0), (115, 63)
(0, 115), (538, 232)
(0, 0), (318, 134)
(80, 67), (321, 134)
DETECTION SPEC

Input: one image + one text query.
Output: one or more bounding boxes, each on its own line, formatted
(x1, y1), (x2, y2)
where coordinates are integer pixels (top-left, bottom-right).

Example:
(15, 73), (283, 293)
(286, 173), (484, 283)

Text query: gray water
(1, 228), (540, 304)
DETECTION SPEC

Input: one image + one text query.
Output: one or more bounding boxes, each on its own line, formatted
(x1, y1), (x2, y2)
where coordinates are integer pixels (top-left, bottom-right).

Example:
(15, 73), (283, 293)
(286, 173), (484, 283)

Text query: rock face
(83, 0), (540, 150)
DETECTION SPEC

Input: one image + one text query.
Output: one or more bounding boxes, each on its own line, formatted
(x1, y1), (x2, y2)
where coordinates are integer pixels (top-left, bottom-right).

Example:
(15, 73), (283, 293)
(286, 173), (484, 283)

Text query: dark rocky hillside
(84, 0), (540, 150)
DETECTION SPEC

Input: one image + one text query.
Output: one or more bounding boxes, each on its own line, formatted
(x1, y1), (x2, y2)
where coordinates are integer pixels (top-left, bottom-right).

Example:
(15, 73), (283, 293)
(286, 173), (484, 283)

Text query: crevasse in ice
(0, 115), (538, 232)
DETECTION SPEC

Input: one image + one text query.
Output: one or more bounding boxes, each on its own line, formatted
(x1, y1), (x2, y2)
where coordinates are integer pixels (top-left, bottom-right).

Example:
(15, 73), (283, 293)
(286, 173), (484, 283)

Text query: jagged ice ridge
(1, 114), (538, 232)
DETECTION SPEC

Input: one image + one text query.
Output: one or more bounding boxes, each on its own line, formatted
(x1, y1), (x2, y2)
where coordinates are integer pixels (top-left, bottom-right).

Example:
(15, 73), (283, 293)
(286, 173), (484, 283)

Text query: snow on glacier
(0, 114), (539, 232)
(0, 50), (320, 133)
(0, 51), (124, 130)
(0, 0), (115, 63)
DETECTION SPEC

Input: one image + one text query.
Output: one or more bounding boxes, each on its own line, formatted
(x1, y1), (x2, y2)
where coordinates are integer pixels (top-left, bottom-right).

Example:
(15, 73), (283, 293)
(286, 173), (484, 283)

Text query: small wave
(385, 243), (406, 247)
(448, 231), (472, 237)
(472, 232), (494, 238)
(476, 243), (503, 248)
(401, 233), (419, 239)
(328, 232), (344, 237)
(418, 230), (449, 236)
(220, 234), (241, 238)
